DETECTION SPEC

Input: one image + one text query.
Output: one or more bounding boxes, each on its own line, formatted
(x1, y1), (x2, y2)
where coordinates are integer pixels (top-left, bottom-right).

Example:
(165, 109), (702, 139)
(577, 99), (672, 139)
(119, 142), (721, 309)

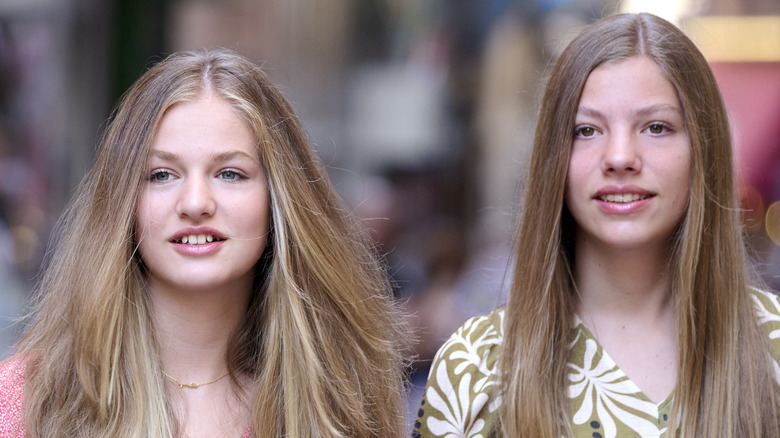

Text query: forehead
(160, 90), (249, 129)
(579, 56), (681, 111)
(150, 91), (260, 160)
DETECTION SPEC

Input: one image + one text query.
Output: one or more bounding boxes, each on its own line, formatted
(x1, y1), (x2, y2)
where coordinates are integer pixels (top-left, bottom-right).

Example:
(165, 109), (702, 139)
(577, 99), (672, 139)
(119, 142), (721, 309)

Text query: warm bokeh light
(741, 184), (766, 234)
(620, 0), (704, 24)
(766, 201), (780, 246)
(684, 16), (780, 62)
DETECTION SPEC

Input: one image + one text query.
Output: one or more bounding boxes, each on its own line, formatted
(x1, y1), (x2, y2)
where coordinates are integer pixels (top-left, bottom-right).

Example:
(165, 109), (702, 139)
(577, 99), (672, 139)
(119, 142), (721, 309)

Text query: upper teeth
(600, 194), (648, 203)
(180, 234), (214, 245)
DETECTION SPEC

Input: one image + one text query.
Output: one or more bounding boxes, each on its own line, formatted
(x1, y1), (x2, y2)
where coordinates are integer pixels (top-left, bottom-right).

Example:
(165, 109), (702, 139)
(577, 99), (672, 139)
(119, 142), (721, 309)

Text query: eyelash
(574, 125), (598, 138)
(644, 122), (673, 135)
(218, 169), (249, 181)
(147, 169), (174, 182)
(573, 122), (674, 137)
(145, 168), (249, 183)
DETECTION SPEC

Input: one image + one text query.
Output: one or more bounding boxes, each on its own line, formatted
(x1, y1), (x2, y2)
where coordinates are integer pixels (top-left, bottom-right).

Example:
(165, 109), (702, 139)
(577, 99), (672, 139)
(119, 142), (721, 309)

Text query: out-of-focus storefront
(687, 15), (780, 288)
(0, 2), (778, 426)
(622, 0), (780, 288)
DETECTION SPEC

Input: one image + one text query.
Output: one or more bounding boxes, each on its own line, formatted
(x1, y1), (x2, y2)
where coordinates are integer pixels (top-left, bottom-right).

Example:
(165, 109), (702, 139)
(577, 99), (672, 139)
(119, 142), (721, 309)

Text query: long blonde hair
(17, 49), (409, 437)
(499, 13), (780, 437)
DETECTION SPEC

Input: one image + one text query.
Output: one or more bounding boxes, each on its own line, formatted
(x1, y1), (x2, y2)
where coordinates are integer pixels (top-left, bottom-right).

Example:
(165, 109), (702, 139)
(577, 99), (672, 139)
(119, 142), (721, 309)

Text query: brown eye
(576, 126), (596, 137)
(648, 124), (665, 134)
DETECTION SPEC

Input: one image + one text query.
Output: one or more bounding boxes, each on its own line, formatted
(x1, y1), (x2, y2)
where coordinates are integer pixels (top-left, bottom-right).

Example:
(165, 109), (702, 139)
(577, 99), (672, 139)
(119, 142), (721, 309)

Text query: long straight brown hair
(499, 13), (780, 437)
(17, 49), (409, 437)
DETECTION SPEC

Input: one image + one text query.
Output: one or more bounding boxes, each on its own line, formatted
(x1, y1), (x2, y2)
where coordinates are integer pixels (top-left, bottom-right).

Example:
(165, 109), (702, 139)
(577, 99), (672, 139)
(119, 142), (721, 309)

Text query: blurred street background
(0, 0), (778, 428)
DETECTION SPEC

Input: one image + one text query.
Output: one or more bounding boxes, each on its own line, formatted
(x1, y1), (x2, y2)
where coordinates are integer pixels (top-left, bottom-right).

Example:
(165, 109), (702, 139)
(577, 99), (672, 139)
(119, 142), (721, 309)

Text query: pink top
(0, 357), (252, 437)
(0, 357), (25, 437)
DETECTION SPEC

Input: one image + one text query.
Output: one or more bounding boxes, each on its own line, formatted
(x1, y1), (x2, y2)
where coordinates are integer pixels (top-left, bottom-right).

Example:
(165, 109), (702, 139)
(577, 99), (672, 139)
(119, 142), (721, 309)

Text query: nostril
(175, 185), (217, 217)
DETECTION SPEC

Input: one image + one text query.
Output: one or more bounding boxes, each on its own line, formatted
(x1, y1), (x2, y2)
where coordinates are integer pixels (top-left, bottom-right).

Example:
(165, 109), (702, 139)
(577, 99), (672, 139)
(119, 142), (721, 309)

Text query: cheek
(226, 197), (268, 235)
(238, 210), (271, 265)
(247, 187), (271, 236)
(670, 152), (692, 211)
(674, 173), (692, 216)
(134, 194), (163, 251)
(135, 201), (148, 241)
(564, 160), (585, 204)
(247, 204), (271, 242)
(565, 147), (589, 185)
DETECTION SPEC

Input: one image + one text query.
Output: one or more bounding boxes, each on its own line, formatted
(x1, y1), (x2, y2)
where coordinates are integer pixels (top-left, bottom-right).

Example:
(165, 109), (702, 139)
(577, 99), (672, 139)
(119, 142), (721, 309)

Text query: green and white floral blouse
(412, 289), (780, 438)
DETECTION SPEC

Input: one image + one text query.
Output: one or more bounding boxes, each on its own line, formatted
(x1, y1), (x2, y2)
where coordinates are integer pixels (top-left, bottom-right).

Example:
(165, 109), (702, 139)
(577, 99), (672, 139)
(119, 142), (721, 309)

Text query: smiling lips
(593, 191), (654, 214)
(598, 193), (651, 203)
(174, 234), (223, 245)
(170, 231), (226, 256)
(170, 228), (227, 250)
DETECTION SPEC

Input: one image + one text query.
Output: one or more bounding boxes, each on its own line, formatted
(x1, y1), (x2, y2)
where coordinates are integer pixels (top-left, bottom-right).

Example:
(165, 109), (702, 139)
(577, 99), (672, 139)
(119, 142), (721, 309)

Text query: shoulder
(752, 288), (780, 316)
(439, 308), (504, 350)
(752, 288), (780, 337)
(427, 310), (505, 380)
(752, 289), (780, 361)
(413, 310), (504, 437)
(0, 356), (26, 436)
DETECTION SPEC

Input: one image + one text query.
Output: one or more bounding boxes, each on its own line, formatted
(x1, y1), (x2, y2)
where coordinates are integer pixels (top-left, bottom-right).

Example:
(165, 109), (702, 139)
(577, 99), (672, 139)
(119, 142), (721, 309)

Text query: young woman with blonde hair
(0, 49), (409, 437)
(414, 12), (780, 437)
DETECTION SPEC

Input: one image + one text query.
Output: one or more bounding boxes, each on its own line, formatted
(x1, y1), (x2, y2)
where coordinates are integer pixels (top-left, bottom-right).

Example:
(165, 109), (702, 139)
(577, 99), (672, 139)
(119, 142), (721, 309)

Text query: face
(565, 56), (691, 253)
(136, 90), (270, 295)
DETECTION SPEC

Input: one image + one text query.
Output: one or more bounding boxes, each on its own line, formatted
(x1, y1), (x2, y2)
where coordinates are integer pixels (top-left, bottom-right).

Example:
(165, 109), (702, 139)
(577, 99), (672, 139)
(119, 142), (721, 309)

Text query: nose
(601, 131), (641, 174)
(176, 176), (216, 219)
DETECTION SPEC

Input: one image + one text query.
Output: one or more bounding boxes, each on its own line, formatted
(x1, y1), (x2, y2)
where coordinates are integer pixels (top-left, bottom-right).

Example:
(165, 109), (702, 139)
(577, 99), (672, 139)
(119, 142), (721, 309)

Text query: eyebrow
(149, 149), (261, 165)
(576, 103), (682, 120)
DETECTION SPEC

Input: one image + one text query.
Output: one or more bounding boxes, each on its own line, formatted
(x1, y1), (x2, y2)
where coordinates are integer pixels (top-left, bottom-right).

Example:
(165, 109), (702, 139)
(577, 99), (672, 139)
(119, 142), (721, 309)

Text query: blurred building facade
(0, 0), (778, 426)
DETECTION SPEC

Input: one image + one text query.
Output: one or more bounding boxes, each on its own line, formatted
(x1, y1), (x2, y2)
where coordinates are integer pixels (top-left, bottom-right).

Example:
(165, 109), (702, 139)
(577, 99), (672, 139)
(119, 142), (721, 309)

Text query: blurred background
(0, 0), (778, 428)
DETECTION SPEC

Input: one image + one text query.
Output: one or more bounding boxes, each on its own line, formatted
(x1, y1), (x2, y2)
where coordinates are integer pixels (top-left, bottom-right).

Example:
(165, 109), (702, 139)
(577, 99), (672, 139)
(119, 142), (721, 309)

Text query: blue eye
(219, 169), (247, 181)
(148, 170), (173, 182)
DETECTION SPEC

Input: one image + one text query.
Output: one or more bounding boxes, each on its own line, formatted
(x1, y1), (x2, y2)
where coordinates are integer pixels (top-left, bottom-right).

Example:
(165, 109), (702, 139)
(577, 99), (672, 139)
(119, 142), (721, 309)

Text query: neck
(150, 279), (252, 383)
(574, 237), (674, 325)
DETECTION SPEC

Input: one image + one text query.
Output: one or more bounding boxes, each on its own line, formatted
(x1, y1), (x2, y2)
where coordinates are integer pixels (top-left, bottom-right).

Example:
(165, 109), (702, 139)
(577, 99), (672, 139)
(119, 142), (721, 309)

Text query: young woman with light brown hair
(0, 49), (409, 437)
(414, 12), (780, 437)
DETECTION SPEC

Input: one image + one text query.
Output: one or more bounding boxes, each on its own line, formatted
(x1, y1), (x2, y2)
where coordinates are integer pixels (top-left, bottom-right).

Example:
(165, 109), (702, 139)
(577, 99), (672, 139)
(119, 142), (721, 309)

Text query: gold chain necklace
(162, 370), (230, 389)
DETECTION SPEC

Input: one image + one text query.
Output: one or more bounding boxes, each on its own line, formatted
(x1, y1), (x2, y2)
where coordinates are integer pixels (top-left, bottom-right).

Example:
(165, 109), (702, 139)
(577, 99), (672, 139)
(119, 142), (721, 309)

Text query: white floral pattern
(414, 312), (503, 438)
(568, 335), (665, 438)
(753, 290), (780, 384)
(425, 363), (488, 437)
(413, 289), (780, 438)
